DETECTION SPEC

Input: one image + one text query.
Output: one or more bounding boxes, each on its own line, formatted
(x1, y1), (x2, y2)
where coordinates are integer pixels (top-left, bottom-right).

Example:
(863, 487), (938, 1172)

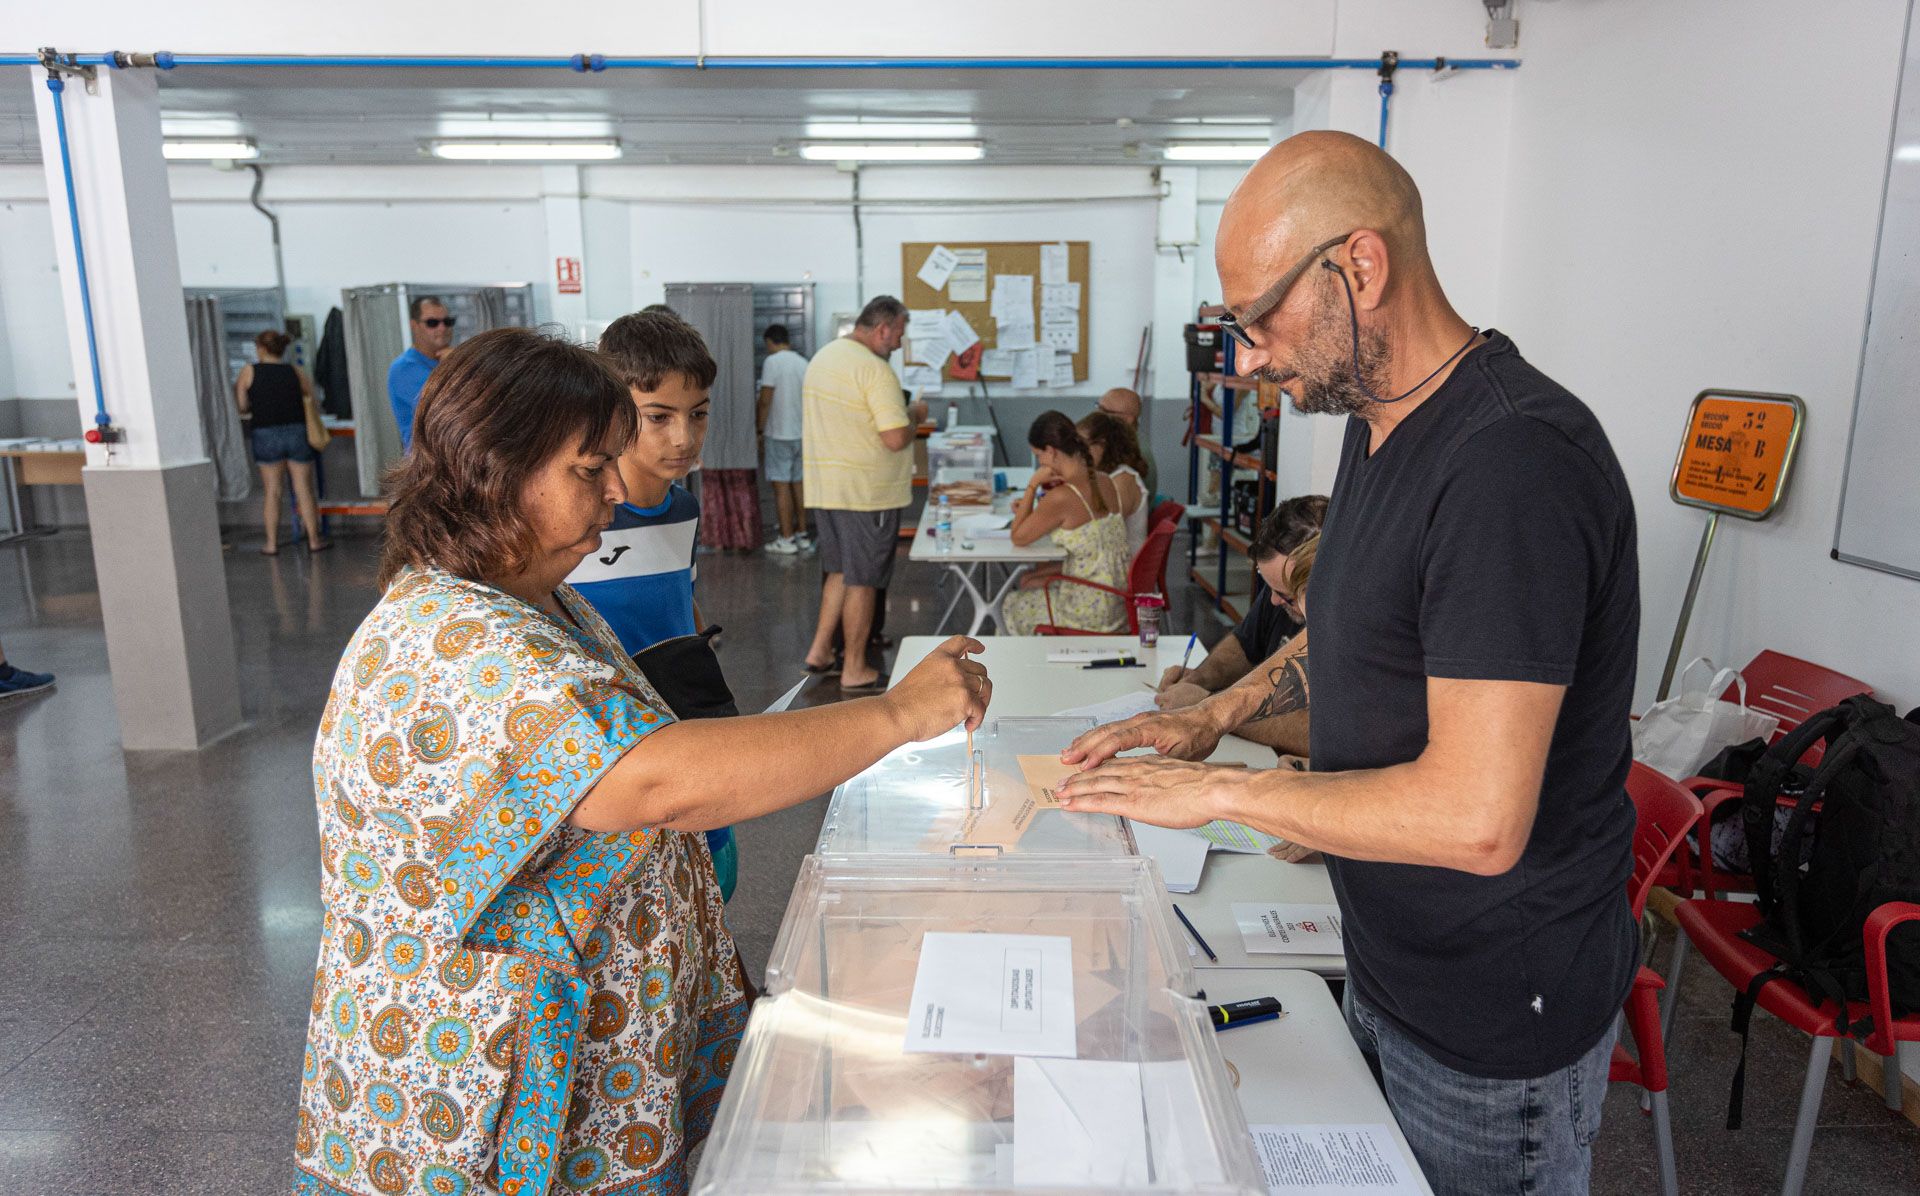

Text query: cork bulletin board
(900, 241), (1090, 384)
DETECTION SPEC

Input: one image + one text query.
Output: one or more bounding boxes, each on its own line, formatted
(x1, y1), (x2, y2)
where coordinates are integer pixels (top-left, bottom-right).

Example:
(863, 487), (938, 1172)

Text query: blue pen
(1179, 633), (1198, 671)
(1213, 1011), (1282, 1033)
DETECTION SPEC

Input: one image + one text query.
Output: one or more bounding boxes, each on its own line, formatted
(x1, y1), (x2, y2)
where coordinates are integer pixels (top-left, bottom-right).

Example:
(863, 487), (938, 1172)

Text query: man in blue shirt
(387, 295), (453, 451)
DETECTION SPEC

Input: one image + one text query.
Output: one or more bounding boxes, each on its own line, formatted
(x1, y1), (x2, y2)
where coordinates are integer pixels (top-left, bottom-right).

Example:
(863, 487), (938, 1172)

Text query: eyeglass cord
(1325, 259), (1479, 405)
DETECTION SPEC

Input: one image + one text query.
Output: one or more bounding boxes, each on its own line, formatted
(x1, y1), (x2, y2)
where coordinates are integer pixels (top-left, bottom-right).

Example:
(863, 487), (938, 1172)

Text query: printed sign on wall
(555, 257), (583, 295)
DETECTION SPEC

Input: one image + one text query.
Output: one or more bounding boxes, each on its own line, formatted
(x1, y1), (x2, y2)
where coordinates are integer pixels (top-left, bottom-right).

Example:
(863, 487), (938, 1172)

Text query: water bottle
(936, 494), (953, 552)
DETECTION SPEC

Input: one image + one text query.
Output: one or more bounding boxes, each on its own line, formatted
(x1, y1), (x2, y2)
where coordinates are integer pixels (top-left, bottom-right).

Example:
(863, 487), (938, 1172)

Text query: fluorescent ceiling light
(798, 142), (983, 162)
(1897, 144), (1920, 163)
(430, 139), (622, 161)
(1163, 142), (1270, 162)
(163, 138), (258, 160)
(804, 121), (979, 140)
(161, 115), (244, 138)
(435, 116), (614, 140)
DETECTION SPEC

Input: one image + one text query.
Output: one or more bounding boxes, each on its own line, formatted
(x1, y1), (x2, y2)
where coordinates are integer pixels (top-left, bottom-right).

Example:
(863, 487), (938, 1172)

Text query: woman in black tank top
(236, 330), (330, 555)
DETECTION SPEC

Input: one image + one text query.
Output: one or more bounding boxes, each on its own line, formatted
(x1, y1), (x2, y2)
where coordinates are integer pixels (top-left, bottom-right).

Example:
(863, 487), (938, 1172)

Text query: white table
(1205, 969), (1434, 1194)
(890, 635), (1344, 976)
(908, 468), (1066, 635)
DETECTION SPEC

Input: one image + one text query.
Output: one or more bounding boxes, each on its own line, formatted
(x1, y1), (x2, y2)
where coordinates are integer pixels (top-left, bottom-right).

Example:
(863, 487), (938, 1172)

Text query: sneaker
(796, 534), (817, 554)
(767, 536), (800, 556)
(0, 662), (55, 700)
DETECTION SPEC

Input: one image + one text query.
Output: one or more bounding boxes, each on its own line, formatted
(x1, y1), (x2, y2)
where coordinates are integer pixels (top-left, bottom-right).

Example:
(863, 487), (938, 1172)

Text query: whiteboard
(1835, 7), (1920, 579)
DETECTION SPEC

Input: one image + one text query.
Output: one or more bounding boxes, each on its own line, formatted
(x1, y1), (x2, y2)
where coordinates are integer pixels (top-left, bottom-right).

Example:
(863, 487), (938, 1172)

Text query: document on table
(1040, 241), (1070, 286)
(1052, 690), (1158, 725)
(949, 248), (989, 301)
(1015, 754), (1079, 807)
(1233, 903), (1344, 955)
(956, 512), (1012, 538)
(763, 675), (811, 714)
(1013, 1057), (1148, 1185)
(1249, 1124), (1422, 1194)
(917, 244), (960, 291)
(1192, 819), (1288, 854)
(1045, 647), (1137, 663)
(903, 932), (1077, 1058)
(1129, 820), (1208, 893)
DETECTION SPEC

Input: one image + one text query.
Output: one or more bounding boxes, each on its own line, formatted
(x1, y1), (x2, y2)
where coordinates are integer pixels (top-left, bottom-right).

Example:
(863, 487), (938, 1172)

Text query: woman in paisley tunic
(1001, 411), (1130, 636)
(293, 328), (990, 1196)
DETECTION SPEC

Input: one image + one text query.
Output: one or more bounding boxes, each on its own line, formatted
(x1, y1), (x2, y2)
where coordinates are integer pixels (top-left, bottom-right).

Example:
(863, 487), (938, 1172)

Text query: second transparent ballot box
(693, 854), (1263, 1195)
(816, 717), (1135, 857)
(927, 432), (994, 506)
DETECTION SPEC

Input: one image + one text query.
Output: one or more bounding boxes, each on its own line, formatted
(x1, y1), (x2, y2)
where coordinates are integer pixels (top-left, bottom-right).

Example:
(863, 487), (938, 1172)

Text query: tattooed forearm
(1248, 647), (1310, 723)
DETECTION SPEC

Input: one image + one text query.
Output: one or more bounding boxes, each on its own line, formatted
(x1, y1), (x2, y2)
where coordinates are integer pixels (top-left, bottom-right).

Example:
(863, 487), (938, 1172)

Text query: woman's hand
(1028, 464), (1060, 490)
(882, 635), (992, 738)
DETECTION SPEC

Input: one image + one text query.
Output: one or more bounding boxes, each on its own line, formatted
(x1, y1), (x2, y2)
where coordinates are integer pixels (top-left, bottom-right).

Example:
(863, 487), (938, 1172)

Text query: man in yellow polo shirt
(801, 296), (926, 691)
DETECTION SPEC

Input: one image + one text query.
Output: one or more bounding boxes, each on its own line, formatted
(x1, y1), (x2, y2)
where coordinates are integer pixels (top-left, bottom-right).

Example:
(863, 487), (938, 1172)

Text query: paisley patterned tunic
(292, 568), (749, 1196)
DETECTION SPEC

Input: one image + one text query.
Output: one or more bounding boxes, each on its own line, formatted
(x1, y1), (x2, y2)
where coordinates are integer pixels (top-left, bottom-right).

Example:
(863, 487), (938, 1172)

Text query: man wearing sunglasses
(387, 295), (455, 452)
(1057, 131), (1640, 1196)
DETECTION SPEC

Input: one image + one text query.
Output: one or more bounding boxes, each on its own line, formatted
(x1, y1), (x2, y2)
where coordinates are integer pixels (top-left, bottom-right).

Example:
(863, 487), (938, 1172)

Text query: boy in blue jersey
(565, 310), (740, 899)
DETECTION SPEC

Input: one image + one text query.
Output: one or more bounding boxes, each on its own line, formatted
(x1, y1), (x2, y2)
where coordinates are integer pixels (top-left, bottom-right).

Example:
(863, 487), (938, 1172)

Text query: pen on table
(1083, 656), (1144, 669)
(1171, 902), (1217, 962)
(1213, 1011), (1282, 1032)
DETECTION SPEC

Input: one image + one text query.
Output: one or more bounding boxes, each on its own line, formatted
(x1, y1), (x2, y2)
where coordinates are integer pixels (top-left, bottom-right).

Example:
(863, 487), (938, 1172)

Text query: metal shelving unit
(1185, 305), (1279, 622)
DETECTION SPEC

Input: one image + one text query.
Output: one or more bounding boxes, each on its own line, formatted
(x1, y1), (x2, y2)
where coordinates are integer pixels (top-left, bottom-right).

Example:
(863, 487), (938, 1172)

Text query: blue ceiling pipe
(0, 51), (1519, 71)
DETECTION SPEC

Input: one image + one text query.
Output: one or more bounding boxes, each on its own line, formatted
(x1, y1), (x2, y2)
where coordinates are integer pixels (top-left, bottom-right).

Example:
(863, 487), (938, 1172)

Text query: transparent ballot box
(816, 718), (1135, 857)
(928, 432), (994, 506)
(693, 854), (1263, 1195)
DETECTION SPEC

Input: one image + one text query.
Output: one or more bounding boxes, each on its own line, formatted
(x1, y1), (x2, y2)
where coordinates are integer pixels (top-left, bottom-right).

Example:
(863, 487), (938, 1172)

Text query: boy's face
(627, 374), (709, 481)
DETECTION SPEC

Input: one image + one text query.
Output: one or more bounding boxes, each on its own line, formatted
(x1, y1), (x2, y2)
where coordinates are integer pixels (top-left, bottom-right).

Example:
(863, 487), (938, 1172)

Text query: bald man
(1094, 387), (1156, 498)
(1055, 132), (1640, 1195)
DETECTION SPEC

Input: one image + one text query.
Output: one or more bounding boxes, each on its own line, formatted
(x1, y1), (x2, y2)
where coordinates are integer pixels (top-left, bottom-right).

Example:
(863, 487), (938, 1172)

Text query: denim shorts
(251, 422), (315, 464)
(1344, 986), (1616, 1195)
(763, 436), (803, 483)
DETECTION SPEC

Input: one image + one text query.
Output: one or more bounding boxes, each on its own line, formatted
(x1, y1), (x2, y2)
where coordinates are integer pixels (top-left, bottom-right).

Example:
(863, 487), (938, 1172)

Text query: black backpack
(1724, 695), (1920, 1128)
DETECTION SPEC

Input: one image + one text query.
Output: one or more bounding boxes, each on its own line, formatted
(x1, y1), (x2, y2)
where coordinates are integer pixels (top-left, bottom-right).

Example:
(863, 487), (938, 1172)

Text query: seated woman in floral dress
(292, 328), (989, 1196)
(1000, 411), (1130, 636)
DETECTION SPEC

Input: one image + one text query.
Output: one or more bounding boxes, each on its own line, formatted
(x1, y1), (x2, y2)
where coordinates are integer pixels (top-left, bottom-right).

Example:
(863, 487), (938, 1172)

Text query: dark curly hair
(1075, 410), (1149, 478)
(378, 327), (636, 588)
(1250, 494), (1329, 563)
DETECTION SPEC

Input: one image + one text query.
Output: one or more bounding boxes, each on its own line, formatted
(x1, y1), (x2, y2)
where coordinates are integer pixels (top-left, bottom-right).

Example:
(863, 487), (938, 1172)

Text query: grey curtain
(664, 282), (757, 470)
(471, 286), (509, 332)
(182, 293), (253, 502)
(343, 285), (407, 497)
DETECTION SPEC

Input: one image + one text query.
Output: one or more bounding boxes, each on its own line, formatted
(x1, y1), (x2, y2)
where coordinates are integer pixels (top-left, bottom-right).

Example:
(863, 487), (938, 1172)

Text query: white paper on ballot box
(903, 931), (1077, 1058)
(1012, 1058), (1148, 1186)
(1249, 1124), (1422, 1193)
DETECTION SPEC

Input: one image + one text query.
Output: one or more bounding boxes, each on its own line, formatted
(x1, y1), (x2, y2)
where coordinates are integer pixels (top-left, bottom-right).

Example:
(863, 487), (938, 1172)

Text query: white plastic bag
(1631, 657), (1780, 780)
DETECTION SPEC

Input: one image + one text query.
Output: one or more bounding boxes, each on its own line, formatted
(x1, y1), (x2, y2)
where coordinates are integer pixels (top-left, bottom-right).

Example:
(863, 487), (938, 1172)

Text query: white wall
(0, 191), (74, 399)
(1495, 0), (1920, 717)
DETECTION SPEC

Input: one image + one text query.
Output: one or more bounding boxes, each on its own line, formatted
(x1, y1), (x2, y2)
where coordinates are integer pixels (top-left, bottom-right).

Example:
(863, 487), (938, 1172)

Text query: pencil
(1172, 902), (1218, 962)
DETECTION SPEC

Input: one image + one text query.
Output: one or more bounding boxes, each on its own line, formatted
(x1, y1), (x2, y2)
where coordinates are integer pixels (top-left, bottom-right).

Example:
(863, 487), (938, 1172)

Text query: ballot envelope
(815, 717), (1136, 857)
(692, 854), (1264, 1195)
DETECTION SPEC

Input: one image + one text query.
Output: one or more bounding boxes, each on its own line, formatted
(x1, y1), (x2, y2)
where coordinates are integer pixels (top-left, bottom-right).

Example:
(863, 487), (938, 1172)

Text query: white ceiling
(0, 64), (1303, 166)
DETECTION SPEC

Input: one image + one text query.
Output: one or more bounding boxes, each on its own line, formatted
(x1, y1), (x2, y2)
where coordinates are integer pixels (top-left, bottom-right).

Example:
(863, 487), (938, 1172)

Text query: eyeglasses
(1218, 231), (1355, 350)
(419, 316), (457, 329)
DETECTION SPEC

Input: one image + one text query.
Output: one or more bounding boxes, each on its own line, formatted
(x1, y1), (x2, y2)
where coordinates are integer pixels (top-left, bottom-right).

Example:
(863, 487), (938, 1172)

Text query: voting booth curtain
(182, 293), (255, 503)
(664, 283), (762, 550)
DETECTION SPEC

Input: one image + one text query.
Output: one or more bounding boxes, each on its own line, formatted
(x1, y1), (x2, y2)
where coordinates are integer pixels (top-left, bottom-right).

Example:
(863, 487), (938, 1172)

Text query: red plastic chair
(1665, 895), (1920, 1195)
(1615, 763), (1705, 1196)
(1149, 498), (1186, 531)
(1682, 653), (1871, 900)
(1032, 519), (1177, 636)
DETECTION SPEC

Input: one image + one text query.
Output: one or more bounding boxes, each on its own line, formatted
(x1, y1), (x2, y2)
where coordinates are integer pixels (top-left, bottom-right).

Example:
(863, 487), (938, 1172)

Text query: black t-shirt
(1232, 582), (1303, 664)
(1310, 330), (1640, 1080)
(246, 362), (306, 428)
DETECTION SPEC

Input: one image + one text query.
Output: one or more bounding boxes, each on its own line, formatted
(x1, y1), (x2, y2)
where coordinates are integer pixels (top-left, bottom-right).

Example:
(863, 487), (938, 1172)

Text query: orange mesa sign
(1668, 390), (1804, 520)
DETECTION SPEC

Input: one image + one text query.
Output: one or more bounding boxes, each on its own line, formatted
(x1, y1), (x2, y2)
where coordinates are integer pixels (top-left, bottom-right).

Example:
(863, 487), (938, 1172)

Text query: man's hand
(1265, 841), (1321, 864)
(1055, 757), (1258, 829)
(1060, 704), (1226, 768)
(1155, 682), (1210, 710)
(1156, 664), (1191, 693)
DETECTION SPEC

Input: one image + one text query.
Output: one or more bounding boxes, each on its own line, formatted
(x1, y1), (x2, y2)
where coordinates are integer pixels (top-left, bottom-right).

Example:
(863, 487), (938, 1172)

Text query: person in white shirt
(758, 324), (812, 554)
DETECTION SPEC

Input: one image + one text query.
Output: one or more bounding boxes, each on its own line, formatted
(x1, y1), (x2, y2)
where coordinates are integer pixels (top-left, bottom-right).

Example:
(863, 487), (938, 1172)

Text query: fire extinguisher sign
(555, 257), (583, 295)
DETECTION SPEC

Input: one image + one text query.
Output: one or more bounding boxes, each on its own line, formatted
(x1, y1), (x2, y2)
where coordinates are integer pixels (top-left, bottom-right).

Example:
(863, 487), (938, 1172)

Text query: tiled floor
(0, 527), (1915, 1194)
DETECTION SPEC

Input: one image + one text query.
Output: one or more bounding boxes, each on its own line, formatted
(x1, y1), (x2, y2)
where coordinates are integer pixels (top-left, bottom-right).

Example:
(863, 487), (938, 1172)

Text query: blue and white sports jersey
(566, 485), (700, 656)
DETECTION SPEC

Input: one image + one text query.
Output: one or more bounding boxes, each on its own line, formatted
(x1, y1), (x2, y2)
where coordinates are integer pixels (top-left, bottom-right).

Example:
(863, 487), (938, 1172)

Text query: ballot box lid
(814, 717), (1135, 858)
(693, 854), (1263, 1196)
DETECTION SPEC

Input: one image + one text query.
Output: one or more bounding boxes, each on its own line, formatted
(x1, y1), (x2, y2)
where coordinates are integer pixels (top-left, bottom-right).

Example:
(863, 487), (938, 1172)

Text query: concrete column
(32, 66), (242, 750)
(541, 164), (588, 336)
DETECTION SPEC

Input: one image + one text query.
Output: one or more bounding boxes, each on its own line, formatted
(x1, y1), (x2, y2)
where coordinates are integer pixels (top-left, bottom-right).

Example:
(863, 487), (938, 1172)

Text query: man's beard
(1253, 277), (1393, 417)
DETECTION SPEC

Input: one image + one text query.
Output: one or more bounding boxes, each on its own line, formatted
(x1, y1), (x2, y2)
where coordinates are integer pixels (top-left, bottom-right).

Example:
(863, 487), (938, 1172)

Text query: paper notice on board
(1249, 1124), (1422, 1194)
(908, 337), (950, 367)
(903, 365), (944, 396)
(1041, 281), (1081, 310)
(980, 348), (1016, 377)
(997, 321), (1036, 351)
(904, 932), (1077, 1058)
(1041, 319), (1080, 354)
(1041, 242), (1070, 286)
(1233, 903), (1344, 955)
(917, 245), (960, 291)
(949, 249), (989, 301)
(943, 309), (981, 352)
(1010, 348), (1040, 389)
(1051, 350), (1076, 387)
(992, 274), (1034, 323)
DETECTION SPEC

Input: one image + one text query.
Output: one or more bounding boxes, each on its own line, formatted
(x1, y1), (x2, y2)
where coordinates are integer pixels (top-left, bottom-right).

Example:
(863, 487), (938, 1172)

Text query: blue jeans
(1344, 986), (1616, 1196)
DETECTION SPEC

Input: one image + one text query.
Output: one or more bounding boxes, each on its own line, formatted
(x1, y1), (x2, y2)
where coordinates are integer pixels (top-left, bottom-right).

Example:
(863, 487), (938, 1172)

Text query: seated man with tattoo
(1156, 494), (1325, 718)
